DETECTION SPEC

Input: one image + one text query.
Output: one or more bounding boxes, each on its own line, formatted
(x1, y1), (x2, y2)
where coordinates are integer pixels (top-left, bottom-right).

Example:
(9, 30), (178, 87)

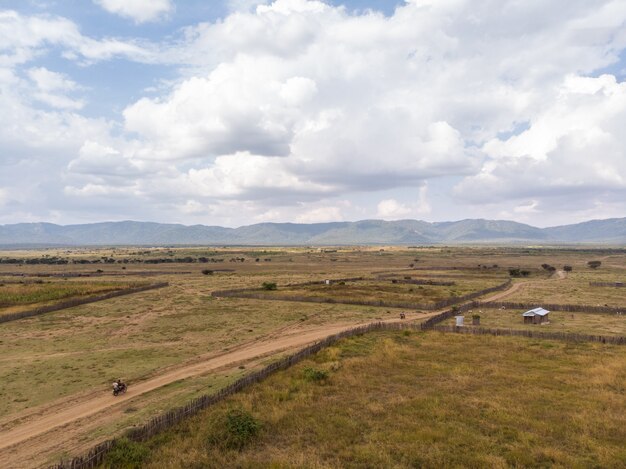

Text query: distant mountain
(0, 218), (625, 246)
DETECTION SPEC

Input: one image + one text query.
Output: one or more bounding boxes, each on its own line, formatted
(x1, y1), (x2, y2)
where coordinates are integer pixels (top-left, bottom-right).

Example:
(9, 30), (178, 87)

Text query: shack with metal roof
(522, 307), (550, 324)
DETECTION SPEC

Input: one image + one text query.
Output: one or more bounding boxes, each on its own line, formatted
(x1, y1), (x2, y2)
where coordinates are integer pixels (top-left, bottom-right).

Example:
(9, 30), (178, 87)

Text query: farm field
(0, 246), (624, 468)
(133, 331), (626, 469)
(0, 279), (145, 316)
(235, 276), (507, 307)
(504, 269), (626, 307)
(448, 308), (626, 337)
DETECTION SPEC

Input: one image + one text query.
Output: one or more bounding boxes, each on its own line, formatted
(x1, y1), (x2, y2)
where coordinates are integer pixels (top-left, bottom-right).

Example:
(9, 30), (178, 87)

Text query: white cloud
(377, 199), (412, 218)
(93, 0), (174, 24)
(455, 74), (626, 203)
(295, 206), (343, 223)
(376, 186), (431, 219)
(3, 2), (626, 226)
(28, 67), (84, 109)
(0, 187), (7, 207)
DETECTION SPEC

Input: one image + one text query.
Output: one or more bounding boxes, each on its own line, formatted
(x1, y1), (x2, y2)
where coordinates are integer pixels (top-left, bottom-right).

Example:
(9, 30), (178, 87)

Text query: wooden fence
(430, 324), (626, 345)
(589, 282), (625, 288)
(211, 280), (512, 311)
(50, 307), (461, 469)
(50, 290), (623, 469)
(471, 300), (625, 315)
(0, 282), (169, 324)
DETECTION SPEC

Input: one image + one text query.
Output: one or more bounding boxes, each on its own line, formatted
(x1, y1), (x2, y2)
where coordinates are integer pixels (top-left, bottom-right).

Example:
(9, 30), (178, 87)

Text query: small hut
(522, 307), (550, 324)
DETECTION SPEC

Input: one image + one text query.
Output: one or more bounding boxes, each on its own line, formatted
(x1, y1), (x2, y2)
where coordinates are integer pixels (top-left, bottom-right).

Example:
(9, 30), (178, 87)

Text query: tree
(587, 260), (602, 269)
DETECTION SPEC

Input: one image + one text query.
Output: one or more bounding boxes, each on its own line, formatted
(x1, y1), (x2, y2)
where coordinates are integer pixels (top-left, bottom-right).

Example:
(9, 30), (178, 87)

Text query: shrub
(261, 282), (277, 291)
(208, 409), (260, 450)
(201, 269), (214, 275)
(104, 437), (149, 469)
(303, 367), (329, 382)
(563, 265), (573, 272)
(587, 261), (602, 269)
(520, 270), (531, 277)
(509, 268), (521, 277)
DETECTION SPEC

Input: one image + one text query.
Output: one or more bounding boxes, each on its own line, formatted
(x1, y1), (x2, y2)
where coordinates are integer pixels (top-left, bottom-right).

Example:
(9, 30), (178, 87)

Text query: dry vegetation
(449, 307), (626, 337)
(0, 279), (142, 315)
(132, 331), (626, 469)
(0, 245), (624, 467)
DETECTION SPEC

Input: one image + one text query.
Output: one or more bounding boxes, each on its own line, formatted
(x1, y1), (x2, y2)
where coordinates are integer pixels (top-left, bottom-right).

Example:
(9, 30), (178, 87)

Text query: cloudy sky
(1, 0), (625, 228)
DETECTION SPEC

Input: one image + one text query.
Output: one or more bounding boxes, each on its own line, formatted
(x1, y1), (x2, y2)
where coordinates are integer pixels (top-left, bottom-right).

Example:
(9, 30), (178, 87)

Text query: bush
(587, 261), (602, 269)
(208, 409), (260, 450)
(563, 265), (573, 272)
(201, 269), (214, 275)
(261, 282), (277, 291)
(509, 268), (521, 277)
(303, 367), (329, 382)
(104, 437), (149, 469)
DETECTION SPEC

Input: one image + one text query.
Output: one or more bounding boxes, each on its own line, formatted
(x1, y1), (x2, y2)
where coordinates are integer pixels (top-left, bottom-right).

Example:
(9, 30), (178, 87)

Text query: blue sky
(1, 0), (626, 227)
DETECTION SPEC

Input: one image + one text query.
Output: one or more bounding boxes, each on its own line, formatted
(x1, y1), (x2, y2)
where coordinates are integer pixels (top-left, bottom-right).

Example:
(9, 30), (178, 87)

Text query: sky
(1, 0), (626, 228)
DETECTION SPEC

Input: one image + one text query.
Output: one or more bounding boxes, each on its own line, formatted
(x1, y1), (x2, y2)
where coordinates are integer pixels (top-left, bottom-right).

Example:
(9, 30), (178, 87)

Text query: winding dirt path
(483, 270), (566, 302)
(0, 276), (552, 468)
(0, 311), (436, 468)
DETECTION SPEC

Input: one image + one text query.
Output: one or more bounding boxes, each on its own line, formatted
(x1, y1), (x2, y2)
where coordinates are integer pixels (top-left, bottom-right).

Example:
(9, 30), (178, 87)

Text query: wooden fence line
(284, 277), (365, 287)
(0, 282), (169, 325)
(430, 325), (626, 345)
(51, 307), (460, 469)
(589, 282), (625, 288)
(211, 280), (512, 311)
(50, 291), (622, 469)
(471, 300), (626, 315)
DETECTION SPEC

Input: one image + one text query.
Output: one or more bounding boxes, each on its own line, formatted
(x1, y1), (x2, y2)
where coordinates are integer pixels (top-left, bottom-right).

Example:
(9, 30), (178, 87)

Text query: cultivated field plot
(0, 279), (143, 316)
(134, 331), (626, 469)
(449, 308), (626, 337)
(231, 276), (507, 308)
(505, 269), (626, 307)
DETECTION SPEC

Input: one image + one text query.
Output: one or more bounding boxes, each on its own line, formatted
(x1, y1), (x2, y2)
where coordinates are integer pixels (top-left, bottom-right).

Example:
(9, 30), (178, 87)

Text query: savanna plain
(0, 245), (625, 468)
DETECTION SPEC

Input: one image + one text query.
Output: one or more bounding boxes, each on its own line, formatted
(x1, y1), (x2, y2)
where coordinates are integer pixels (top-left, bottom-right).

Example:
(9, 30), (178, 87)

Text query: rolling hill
(0, 218), (624, 246)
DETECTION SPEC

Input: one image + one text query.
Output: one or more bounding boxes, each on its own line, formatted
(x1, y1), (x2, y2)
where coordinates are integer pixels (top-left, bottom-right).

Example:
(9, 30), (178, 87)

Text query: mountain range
(0, 218), (625, 246)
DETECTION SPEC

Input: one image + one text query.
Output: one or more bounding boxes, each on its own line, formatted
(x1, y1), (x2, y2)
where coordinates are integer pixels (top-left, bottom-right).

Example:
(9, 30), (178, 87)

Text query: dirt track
(0, 277), (553, 468)
(0, 310), (438, 468)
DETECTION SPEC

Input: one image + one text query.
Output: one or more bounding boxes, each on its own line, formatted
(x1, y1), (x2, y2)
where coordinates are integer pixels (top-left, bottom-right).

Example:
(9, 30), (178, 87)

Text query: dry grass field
(448, 308), (626, 336)
(133, 331), (626, 469)
(0, 279), (145, 316)
(0, 245), (624, 467)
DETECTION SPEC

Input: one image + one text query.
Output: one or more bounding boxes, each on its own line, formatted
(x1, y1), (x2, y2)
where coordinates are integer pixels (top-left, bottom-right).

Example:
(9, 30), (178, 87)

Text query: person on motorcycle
(112, 379), (125, 394)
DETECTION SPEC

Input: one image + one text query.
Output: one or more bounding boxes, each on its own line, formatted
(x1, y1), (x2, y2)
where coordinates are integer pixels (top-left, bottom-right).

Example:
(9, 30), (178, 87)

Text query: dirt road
(0, 276), (547, 468)
(0, 310), (438, 468)
(483, 271), (566, 302)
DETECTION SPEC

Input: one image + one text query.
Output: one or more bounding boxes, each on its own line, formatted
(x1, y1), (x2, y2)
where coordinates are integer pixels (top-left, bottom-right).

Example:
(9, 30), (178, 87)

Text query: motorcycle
(112, 382), (127, 396)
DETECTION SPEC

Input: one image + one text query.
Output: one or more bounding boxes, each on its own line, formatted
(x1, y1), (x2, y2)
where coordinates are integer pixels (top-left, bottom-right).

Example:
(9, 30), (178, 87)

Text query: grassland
(505, 269), (626, 307)
(448, 308), (626, 336)
(128, 331), (626, 469)
(1, 245), (625, 467)
(0, 279), (144, 315)
(252, 276), (506, 307)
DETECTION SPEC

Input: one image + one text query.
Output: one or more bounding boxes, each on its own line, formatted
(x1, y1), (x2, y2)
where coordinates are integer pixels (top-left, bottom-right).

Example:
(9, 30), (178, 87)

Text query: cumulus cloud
(376, 186), (431, 219)
(93, 0), (174, 24)
(28, 67), (84, 109)
(0, 10), (153, 66)
(3, 1), (626, 225)
(455, 74), (626, 204)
